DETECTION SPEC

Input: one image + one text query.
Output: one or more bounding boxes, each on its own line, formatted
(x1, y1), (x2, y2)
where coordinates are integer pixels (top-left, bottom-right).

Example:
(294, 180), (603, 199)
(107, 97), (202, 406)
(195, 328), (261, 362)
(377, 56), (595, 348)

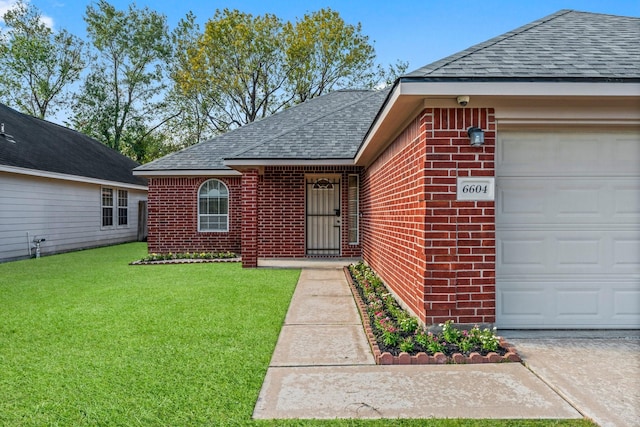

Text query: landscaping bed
(130, 251), (240, 265)
(345, 262), (521, 365)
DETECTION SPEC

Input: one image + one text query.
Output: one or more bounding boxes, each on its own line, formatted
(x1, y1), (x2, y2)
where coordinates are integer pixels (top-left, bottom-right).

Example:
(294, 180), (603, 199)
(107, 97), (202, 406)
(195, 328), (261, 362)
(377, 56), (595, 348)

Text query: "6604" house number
(457, 177), (495, 201)
(461, 184), (488, 194)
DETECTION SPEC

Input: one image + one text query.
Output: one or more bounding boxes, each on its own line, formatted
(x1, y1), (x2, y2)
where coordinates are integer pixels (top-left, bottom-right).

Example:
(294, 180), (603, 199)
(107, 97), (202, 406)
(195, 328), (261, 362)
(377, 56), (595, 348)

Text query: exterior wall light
(467, 127), (485, 146)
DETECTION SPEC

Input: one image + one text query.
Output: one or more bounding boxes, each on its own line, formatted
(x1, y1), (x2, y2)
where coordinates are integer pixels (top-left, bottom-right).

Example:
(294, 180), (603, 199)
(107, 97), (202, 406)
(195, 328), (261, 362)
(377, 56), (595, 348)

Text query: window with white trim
(102, 188), (114, 227)
(102, 187), (128, 228)
(118, 189), (128, 226)
(348, 174), (359, 244)
(198, 179), (229, 232)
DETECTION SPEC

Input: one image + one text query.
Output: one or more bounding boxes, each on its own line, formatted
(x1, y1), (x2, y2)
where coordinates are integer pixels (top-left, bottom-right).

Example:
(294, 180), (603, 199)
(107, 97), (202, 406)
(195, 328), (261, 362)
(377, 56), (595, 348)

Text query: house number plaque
(456, 177), (495, 201)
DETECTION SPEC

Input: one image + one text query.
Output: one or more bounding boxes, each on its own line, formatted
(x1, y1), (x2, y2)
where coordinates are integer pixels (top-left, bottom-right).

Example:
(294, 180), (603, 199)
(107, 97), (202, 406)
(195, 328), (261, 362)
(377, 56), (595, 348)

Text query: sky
(1, 0), (639, 73)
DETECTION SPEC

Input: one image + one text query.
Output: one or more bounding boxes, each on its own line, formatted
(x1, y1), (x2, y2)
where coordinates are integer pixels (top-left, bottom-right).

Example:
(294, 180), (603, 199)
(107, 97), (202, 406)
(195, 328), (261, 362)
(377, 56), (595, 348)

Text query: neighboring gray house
(0, 103), (148, 262)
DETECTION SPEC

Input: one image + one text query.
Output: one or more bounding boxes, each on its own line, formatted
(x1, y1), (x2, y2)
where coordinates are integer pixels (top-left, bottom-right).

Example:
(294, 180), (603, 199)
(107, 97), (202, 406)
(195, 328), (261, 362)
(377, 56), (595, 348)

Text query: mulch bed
(343, 266), (521, 365)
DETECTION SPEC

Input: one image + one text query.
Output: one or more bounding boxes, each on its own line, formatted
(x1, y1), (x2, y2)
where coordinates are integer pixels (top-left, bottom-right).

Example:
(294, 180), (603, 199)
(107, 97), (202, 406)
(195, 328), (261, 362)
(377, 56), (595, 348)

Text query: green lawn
(0, 243), (594, 426)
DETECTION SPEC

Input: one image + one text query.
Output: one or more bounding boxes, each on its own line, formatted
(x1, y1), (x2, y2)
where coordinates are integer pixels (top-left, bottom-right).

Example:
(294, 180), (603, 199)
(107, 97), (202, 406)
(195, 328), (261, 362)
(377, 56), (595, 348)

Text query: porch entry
(306, 176), (341, 255)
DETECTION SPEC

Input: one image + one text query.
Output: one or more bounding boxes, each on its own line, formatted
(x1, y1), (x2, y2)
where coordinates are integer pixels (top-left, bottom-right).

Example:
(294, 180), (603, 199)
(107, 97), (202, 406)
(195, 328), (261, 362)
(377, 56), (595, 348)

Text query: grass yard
(0, 243), (594, 427)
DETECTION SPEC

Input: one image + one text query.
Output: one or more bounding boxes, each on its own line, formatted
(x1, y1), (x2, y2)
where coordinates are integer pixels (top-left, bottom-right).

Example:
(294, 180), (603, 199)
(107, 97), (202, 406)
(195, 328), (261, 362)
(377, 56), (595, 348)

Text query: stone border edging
(130, 258), (241, 265)
(343, 266), (522, 365)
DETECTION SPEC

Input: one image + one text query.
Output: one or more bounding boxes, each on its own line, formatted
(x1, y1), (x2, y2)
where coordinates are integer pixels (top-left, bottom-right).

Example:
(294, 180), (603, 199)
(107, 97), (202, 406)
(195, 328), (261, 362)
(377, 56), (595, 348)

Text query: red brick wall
(361, 116), (428, 320)
(362, 108), (496, 325)
(259, 166), (362, 258)
(147, 177), (241, 254)
(241, 170), (259, 267)
(147, 167), (362, 261)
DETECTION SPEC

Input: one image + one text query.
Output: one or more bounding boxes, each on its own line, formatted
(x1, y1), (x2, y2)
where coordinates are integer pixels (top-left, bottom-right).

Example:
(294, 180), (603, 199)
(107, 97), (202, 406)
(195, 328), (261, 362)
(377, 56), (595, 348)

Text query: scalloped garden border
(130, 258), (241, 265)
(343, 267), (521, 365)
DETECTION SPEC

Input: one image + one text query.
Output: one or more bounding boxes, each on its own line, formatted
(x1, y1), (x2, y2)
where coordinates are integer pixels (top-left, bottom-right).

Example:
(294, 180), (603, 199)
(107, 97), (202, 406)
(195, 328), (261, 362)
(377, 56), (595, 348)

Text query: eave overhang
(223, 158), (355, 168)
(355, 78), (640, 166)
(132, 169), (242, 177)
(2, 164), (148, 191)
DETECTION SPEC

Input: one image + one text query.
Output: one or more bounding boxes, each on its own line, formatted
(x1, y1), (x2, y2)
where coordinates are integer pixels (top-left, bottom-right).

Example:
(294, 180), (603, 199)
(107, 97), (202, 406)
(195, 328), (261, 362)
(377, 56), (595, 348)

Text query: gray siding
(0, 172), (147, 262)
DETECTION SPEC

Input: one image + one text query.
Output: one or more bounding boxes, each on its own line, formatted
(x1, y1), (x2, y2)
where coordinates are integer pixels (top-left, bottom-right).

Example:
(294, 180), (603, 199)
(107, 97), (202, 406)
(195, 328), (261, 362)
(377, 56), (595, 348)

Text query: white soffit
(356, 80), (640, 165)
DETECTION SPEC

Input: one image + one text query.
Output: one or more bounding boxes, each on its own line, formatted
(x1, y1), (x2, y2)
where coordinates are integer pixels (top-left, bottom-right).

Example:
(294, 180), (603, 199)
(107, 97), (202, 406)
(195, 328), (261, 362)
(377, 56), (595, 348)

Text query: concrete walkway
(252, 266), (639, 421)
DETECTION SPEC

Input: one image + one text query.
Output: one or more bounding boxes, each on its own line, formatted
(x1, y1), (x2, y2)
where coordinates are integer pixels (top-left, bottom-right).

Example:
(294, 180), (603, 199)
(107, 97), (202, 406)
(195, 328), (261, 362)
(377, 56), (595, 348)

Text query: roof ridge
(225, 89), (380, 159)
(419, 9), (574, 76)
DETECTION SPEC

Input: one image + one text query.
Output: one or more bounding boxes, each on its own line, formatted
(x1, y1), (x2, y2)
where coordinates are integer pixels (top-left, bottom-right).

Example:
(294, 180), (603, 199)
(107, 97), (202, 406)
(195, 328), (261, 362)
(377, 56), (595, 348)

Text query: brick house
(135, 10), (640, 329)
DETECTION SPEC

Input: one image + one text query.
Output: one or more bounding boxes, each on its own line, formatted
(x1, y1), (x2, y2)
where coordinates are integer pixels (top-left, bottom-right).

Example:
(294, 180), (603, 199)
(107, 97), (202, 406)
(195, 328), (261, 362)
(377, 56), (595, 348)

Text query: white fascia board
(223, 158), (355, 167)
(355, 80), (640, 164)
(354, 84), (402, 164)
(132, 169), (242, 177)
(1, 164), (148, 191)
(399, 81), (640, 97)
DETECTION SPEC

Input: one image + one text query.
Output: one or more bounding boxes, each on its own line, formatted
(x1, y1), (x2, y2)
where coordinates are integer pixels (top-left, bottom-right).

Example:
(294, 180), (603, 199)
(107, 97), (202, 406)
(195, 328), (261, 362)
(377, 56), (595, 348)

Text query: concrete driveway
(502, 331), (640, 427)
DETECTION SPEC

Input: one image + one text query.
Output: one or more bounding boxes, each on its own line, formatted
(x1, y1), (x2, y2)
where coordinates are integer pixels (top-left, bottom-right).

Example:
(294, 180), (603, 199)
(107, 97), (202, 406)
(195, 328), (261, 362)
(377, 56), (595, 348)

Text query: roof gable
(0, 103), (147, 186)
(404, 10), (640, 80)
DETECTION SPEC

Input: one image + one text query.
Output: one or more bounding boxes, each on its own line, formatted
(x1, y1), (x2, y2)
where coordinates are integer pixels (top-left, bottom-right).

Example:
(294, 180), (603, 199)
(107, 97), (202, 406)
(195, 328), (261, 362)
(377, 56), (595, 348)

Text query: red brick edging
(343, 267), (521, 365)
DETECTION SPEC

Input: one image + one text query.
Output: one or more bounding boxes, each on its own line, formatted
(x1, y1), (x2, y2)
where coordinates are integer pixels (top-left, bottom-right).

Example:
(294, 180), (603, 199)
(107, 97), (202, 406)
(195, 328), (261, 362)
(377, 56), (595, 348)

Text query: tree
(284, 8), (376, 103)
(0, 0), (86, 119)
(164, 12), (218, 146)
(175, 9), (288, 133)
(170, 7), (392, 140)
(71, 0), (173, 157)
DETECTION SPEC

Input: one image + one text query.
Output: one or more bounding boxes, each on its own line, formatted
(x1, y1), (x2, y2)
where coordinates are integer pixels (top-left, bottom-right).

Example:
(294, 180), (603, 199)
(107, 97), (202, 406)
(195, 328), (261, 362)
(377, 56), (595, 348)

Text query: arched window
(198, 179), (229, 232)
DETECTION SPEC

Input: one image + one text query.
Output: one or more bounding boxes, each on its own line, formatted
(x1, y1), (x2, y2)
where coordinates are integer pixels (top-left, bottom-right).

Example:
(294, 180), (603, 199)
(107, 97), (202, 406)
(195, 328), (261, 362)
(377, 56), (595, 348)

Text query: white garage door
(496, 130), (640, 328)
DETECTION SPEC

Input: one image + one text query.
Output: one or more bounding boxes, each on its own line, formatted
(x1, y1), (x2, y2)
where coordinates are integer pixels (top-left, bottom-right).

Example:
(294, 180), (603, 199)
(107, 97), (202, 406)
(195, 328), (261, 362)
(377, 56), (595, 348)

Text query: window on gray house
(102, 188), (114, 227)
(118, 189), (128, 226)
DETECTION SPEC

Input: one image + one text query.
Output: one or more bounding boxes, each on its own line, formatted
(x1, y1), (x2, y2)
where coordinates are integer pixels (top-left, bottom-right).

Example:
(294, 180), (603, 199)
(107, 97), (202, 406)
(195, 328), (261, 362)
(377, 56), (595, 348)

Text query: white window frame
(101, 187), (114, 228)
(117, 189), (129, 227)
(198, 179), (229, 233)
(348, 174), (359, 245)
(101, 187), (129, 229)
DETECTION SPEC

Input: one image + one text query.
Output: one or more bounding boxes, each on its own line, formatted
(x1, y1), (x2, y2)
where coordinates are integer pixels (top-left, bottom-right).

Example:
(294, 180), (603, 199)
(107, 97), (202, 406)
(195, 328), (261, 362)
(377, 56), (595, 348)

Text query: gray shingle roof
(137, 10), (637, 174)
(136, 89), (389, 171)
(404, 10), (640, 80)
(0, 103), (147, 186)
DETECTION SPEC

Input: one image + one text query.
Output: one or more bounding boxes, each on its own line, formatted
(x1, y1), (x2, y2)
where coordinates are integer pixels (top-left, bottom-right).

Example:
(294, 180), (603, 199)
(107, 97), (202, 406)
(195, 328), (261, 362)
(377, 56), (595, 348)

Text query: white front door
(306, 176), (341, 256)
(496, 130), (640, 328)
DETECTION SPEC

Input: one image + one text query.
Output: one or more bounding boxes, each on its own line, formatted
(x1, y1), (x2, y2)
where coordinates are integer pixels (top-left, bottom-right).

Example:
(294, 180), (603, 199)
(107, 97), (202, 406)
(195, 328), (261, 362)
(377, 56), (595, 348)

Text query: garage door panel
(611, 137), (640, 171)
(499, 287), (547, 316)
(497, 130), (640, 328)
(614, 185), (640, 216)
(498, 132), (640, 176)
(498, 182), (546, 217)
(613, 236), (640, 271)
(499, 230), (639, 275)
(556, 187), (601, 217)
(556, 238), (601, 268)
(613, 289), (640, 317)
(498, 178), (638, 225)
(556, 289), (600, 316)
(497, 279), (640, 328)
